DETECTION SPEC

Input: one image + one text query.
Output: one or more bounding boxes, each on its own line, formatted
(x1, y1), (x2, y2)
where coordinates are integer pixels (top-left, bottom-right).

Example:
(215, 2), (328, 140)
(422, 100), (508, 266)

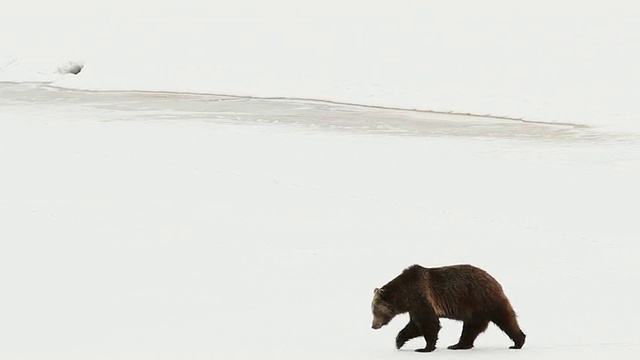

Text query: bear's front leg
(396, 320), (421, 349)
(410, 310), (441, 353)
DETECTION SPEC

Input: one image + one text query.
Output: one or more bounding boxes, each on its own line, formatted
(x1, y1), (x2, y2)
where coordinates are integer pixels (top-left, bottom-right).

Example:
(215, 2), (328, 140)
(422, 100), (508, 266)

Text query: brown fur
(371, 264), (525, 352)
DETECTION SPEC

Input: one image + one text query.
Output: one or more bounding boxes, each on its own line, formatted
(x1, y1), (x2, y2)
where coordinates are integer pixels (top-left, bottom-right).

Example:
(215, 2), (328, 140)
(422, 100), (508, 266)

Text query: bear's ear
(373, 287), (380, 294)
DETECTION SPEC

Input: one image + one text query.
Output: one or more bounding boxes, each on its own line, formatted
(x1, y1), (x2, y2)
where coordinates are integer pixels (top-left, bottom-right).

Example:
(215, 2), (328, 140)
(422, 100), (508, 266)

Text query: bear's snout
(371, 321), (382, 330)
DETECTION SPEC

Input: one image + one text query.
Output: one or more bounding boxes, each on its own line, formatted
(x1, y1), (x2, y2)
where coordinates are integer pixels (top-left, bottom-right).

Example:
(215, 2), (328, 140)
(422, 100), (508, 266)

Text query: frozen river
(0, 82), (615, 142)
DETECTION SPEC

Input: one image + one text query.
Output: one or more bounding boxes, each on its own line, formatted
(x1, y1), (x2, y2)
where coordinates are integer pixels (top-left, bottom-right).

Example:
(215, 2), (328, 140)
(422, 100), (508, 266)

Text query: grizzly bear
(371, 264), (525, 352)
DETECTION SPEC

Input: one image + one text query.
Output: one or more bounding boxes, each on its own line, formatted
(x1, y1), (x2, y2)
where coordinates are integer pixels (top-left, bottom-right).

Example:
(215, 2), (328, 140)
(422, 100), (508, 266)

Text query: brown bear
(371, 264), (525, 352)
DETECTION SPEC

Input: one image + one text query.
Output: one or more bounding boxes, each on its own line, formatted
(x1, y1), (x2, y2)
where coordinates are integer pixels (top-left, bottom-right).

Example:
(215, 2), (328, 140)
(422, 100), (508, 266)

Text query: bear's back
(420, 264), (507, 320)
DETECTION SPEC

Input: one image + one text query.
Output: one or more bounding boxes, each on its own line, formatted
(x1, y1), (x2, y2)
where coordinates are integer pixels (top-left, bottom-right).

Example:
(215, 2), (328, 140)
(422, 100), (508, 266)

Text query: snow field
(2, 1), (640, 131)
(1, 90), (639, 358)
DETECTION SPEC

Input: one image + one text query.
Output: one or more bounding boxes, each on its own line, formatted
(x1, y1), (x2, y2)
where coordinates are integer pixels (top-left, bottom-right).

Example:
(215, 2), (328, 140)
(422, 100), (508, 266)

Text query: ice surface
(1, 83), (639, 359)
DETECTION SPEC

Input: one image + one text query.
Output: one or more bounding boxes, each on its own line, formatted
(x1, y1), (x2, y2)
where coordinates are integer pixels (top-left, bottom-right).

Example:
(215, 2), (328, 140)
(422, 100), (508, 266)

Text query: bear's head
(371, 287), (396, 329)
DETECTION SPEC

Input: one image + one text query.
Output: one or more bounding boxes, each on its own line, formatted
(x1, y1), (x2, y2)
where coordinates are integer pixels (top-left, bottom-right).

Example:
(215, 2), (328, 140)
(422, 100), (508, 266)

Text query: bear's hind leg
(448, 319), (489, 350)
(490, 306), (526, 349)
(396, 320), (421, 349)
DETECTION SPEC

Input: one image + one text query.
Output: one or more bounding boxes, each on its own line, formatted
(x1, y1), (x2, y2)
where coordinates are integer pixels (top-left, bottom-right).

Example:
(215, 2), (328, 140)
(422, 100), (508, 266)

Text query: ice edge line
(39, 82), (589, 130)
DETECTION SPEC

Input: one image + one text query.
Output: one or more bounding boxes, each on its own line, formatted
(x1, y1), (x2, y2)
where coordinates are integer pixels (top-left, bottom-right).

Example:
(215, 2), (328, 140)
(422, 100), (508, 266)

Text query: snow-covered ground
(1, 83), (639, 359)
(1, 1), (639, 131)
(1, 1), (640, 358)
